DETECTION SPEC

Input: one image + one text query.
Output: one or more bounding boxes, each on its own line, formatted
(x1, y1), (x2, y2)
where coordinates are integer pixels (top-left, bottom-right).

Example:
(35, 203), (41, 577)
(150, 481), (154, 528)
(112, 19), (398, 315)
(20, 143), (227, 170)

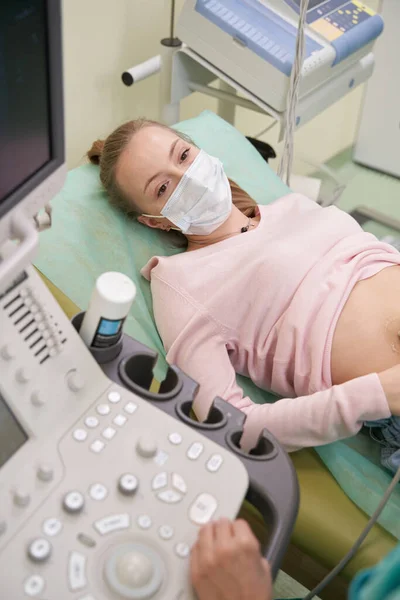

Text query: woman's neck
(186, 205), (259, 251)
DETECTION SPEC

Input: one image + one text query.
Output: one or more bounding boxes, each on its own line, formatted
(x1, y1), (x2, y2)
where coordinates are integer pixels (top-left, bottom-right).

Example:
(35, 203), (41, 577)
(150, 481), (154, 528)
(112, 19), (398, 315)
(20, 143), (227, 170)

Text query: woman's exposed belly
(331, 265), (400, 385)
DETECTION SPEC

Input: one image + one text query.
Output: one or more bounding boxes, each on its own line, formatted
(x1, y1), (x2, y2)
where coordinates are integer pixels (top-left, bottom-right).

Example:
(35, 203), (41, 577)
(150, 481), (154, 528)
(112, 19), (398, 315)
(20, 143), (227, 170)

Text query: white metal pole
(159, 43), (180, 125)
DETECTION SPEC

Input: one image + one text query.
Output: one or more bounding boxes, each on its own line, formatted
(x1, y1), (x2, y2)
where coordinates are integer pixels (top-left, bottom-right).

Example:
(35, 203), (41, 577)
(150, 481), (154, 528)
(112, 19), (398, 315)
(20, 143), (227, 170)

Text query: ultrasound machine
(0, 2), (298, 598)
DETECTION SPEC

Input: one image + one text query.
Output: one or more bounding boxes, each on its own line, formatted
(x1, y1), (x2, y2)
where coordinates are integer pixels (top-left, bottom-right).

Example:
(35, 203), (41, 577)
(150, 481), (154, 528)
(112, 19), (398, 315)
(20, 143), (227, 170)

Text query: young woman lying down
(87, 119), (400, 454)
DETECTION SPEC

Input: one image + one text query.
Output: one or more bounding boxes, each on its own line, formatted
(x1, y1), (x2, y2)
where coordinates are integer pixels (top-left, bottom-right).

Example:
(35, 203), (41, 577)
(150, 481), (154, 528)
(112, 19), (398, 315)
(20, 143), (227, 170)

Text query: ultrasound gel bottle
(79, 272), (136, 349)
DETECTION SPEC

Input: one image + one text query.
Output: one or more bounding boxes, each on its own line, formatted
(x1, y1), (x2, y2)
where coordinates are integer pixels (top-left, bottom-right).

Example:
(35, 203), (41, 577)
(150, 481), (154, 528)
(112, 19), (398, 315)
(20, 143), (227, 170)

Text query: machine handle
(237, 428), (299, 577)
(0, 213), (38, 292)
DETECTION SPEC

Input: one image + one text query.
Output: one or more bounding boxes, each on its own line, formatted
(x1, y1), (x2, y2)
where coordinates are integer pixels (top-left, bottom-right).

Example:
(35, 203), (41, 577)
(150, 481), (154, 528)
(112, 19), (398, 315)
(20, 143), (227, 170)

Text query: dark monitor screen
(0, 391), (28, 468)
(0, 1), (51, 207)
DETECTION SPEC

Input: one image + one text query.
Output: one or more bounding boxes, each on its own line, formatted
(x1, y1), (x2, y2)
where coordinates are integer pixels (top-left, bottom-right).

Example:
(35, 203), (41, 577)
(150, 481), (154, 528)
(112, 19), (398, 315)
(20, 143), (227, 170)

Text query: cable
(302, 463), (400, 600)
(278, 0), (310, 185)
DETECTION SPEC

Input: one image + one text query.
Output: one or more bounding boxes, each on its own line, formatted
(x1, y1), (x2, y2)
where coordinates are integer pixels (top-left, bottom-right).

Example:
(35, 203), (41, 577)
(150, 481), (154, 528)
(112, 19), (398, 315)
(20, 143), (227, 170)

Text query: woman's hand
(379, 364), (400, 416)
(190, 518), (272, 600)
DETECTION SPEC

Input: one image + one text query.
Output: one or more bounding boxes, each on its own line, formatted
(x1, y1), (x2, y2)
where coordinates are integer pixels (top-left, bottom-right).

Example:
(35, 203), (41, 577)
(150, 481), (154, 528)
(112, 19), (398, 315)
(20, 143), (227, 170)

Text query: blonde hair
(87, 118), (258, 219)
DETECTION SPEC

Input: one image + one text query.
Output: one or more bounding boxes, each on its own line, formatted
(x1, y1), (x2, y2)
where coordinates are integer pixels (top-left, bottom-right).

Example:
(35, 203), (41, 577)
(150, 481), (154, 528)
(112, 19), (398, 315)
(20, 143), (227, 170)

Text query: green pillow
(35, 110), (289, 393)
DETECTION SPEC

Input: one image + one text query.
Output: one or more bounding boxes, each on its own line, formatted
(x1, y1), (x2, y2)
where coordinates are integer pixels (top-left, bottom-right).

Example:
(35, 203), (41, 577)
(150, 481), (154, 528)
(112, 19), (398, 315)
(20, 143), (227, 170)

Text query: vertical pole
(159, 42), (181, 125)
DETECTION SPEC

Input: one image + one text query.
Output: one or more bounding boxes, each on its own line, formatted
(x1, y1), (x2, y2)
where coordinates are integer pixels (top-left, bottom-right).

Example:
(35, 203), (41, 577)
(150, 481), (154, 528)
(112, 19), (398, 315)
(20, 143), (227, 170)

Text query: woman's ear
(137, 215), (171, 231)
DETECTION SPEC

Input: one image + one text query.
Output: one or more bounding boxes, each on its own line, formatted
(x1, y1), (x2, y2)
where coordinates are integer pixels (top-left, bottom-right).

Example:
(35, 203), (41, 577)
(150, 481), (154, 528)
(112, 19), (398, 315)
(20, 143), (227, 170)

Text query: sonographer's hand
(190, 518), (273, 600)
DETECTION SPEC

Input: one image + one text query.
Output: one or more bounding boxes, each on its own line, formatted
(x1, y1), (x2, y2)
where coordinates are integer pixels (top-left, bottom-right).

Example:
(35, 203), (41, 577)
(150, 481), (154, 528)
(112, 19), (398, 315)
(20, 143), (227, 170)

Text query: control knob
(13, 488), (31, 507)
(16, 368), (31, 383)
(136, 436), (158, 458)
(66, 370), (85, 392)
(0, 345), (16, 360)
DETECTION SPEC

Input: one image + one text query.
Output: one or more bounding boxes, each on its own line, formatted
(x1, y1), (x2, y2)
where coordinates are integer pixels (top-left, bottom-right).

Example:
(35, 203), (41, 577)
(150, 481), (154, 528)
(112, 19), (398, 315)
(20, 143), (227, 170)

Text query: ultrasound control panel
(0, 265), (299, 599)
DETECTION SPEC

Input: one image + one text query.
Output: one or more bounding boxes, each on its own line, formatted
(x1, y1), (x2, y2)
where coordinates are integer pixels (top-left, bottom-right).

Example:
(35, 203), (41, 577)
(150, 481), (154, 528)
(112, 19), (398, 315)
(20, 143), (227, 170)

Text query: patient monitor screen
(0, 391), (28, 468)
(0, 0), (51, 205)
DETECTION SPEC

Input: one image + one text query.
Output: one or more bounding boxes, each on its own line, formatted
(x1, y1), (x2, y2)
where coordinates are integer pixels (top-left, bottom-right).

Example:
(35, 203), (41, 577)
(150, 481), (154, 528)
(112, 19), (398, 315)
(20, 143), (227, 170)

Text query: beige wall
(62, 0), (170, 167)
(62, 0), (380, 172)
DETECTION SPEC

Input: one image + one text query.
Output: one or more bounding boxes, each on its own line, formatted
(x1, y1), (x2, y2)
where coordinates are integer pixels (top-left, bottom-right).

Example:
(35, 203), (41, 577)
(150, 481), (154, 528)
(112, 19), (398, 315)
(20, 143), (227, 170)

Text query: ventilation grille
(2, 289), (67, 365)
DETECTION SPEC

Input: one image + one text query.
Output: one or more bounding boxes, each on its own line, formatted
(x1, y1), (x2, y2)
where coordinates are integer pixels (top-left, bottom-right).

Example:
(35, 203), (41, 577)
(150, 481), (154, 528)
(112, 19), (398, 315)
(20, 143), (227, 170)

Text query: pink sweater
(142, 194), (400, 452)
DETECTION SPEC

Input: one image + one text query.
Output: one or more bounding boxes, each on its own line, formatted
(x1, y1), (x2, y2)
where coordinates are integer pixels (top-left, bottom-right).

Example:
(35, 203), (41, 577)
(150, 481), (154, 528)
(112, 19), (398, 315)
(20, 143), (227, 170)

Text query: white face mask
(142, 149), (232, 235)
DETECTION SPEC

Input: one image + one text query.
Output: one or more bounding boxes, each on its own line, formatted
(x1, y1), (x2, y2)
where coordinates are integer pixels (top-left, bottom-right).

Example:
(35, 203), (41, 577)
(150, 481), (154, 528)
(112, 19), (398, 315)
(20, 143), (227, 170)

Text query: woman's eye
(180, 148), (190, 162)
(157, 183), (168, 198)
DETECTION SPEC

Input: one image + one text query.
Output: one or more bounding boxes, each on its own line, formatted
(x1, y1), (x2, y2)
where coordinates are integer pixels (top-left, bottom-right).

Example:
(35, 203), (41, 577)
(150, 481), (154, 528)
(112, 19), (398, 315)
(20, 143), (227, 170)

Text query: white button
(159, 525), (174, 540)
(37, 464), (54, 482)
(24, 296), (33, 307)
(118, 473), (139, 496)
(13, 488), (30, 507)
(172, 473), (187, 494)
(38, 322), (46, 331)
(206, 454), (224, 473)
(73, 428), (88, 442)
(49, 347), (58, 357)
(90, 439), (105, 454)
(175, 542), (190, 558)
(66, 370), (85, 392)
(68, 551), (87, 591)
(113, 413), (127, 427)
(189, 493), (218, 525)
(89, 483), (108, 501)
(187, 442), (204, 460)
(168, 432), (182, 445)
(34, 312), (44, 322)
(31, 391), (45, 407)
(95, 513), (130, 535)
(43, 517), (62, 537)
(0, 344), (16, 360)
(24, 574), (45, 597)
(85, 416), (99, 428)
(63, 491), (85, 514)
(16, 367), (31, 383)
(157, 490), (182, 504)
(124, 401), (137, 414)
(27, 538), (52, 562)
(102, 427), (116, 440)
(136, 436), (158, 458)
(152, 472), (168, 491)
(46, 336), (54, 347)
(137, 514), (152, 530)
(154, 450), (169, 467)
(30, 303), (39, 314)
(20, 287), (28, 297)
(108, 391), (121, 403)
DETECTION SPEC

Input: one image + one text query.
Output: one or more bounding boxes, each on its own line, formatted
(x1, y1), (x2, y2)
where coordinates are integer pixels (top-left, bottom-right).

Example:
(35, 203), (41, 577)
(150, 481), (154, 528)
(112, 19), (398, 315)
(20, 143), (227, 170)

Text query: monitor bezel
(0, 0), (65, 222)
